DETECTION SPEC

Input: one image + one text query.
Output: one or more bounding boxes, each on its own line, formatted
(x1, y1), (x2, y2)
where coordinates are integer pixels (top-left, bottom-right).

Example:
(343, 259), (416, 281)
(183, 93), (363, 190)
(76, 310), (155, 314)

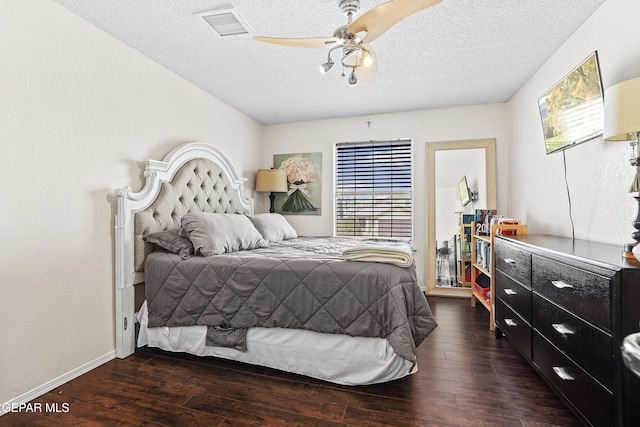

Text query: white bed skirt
(137, 302), (415, 385)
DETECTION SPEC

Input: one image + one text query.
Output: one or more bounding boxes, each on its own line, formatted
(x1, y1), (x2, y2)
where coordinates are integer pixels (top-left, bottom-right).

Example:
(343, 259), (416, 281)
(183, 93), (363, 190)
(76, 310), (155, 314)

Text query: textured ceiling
(53, 0), (606, 125)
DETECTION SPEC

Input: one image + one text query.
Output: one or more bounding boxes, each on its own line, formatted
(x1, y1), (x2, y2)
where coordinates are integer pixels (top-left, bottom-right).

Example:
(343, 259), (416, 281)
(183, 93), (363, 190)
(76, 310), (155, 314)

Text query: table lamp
(255, 169), (288, 213)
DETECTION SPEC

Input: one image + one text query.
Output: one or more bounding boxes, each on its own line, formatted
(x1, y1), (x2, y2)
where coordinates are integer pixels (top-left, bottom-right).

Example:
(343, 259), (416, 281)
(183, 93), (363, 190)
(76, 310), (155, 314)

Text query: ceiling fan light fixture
(362, 51), (373, 67)
(348, 69), (358, 86)
(319, 57), (334, 74)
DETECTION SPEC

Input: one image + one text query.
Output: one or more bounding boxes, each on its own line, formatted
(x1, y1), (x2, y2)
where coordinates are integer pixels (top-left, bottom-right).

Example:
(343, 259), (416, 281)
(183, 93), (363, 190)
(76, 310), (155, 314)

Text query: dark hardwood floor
(1, 297), (581, 426)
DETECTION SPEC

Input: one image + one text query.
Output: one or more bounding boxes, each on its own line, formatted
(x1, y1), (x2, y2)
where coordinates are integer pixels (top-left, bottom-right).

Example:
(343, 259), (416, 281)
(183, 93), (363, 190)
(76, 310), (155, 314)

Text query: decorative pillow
(181, 212), (268, 256)
(247, 213), (297, 243)
(143, 228), (194, 259)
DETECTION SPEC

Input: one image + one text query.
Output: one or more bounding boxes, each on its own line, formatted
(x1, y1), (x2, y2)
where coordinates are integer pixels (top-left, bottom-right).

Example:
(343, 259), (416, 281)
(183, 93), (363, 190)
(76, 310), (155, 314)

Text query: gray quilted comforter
(144, 237), (437, 364)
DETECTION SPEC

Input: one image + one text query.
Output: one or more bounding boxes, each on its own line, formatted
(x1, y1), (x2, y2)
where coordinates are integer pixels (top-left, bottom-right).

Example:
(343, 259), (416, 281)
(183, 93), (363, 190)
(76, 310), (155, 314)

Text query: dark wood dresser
(494, 234), (640, 427)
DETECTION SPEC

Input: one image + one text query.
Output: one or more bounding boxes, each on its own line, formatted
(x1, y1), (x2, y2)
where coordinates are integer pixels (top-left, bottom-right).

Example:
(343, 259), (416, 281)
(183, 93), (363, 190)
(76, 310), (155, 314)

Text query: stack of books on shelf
(474, 209), (496, 236)
(475, 209), (522, 237)
(472, 210), (524, 307)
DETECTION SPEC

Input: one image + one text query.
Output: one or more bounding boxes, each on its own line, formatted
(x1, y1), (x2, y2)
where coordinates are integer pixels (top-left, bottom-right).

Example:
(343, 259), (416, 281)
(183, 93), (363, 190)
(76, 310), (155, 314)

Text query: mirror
(425, 138), (496, 297)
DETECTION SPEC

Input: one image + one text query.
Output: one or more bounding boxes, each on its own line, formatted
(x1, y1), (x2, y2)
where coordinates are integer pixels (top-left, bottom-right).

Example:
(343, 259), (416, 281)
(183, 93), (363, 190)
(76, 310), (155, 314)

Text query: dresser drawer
(533, 294), (613, 390)
(495, 298), (531, 360)
(533, 332), (613, 427)
(495, 239), (532, 287)
(495, 269), (531, 323)
(532, 254), (611, 331)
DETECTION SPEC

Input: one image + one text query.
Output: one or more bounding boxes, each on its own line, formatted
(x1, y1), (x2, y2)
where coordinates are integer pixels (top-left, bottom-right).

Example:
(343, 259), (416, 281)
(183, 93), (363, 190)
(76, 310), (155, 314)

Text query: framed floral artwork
(273, 152), (322, 215)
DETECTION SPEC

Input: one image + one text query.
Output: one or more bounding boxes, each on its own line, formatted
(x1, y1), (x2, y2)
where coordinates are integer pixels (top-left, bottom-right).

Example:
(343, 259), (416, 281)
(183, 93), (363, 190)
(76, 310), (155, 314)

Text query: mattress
(137, 302), (415, 385)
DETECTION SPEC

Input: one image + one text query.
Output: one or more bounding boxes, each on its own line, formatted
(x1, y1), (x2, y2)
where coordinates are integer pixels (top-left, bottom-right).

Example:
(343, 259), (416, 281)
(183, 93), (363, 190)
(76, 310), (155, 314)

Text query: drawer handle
(551, 280), (574, 289)
(552, 366), (575, 381)
(504, 318), (517, 327)
(504, 288), (517, 296)
(504, 258), (516, 265)
(552, 323), (576, 335)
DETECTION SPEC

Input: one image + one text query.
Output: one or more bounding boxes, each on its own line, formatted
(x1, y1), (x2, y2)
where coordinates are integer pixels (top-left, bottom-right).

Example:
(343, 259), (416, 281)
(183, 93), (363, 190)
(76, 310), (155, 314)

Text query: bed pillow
(181, 212), (268, 256)
(143, 228), (194, 259)
(247, 213), (297, 243)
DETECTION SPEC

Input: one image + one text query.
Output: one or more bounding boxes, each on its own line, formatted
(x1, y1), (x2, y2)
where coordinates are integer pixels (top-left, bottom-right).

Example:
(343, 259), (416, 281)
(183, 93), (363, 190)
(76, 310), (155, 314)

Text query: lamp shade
(604, 77), (640, 141)
(255, 169), (288, 192)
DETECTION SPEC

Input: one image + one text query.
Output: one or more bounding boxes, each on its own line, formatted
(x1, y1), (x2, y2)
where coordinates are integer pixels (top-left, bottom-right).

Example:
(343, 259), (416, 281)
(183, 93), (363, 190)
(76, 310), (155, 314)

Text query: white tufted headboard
(133, 156), (251, 271)
(114, 142), (254, 358)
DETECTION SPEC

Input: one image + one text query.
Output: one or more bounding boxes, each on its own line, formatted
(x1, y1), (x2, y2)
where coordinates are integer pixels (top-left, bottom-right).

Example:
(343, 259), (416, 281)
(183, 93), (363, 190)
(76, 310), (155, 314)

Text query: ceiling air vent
(198, 8), (252, 37)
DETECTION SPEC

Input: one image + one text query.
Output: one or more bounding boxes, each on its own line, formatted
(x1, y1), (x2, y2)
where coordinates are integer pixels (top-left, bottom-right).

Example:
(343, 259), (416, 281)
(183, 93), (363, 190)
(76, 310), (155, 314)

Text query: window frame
(333, 139), (414, 240)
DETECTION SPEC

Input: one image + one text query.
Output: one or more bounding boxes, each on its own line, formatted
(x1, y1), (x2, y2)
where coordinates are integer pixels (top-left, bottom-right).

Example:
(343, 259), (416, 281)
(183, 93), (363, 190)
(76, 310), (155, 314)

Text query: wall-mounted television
(458, 176), (472, 206)
(538, 51), (604, 155)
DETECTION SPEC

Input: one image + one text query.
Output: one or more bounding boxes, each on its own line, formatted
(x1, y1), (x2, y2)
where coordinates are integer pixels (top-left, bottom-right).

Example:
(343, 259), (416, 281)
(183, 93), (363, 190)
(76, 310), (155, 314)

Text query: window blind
(335, 140), (412, 238)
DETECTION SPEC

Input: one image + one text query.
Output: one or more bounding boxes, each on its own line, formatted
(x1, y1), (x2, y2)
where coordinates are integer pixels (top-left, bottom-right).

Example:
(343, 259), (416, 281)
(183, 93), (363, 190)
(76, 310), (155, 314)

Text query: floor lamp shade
(255, 169), (288, 213)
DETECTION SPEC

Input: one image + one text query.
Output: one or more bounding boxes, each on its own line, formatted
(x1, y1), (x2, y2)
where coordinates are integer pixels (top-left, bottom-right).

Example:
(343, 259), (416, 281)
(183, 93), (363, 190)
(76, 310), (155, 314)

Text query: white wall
(263, 104), (509, 288)
(0, 0), (262, 405)
(508, 0), (640, 243)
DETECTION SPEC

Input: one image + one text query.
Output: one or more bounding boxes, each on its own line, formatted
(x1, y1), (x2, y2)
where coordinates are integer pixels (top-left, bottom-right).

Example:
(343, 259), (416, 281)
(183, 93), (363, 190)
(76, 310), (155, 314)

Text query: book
(492, 217), (521, 236)
(475, 271), (490, 289)
(474, 209), (497, 235)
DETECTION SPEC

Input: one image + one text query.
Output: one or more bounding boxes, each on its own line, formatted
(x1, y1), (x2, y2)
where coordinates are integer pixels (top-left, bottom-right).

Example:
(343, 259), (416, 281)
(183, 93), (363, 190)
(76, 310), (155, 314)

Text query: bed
(114, 142), (437, 385)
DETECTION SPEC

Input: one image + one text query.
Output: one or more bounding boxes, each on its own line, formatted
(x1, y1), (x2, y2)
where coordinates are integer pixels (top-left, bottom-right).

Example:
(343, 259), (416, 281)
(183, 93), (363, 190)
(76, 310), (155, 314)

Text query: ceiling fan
(254, 0), (442, 87)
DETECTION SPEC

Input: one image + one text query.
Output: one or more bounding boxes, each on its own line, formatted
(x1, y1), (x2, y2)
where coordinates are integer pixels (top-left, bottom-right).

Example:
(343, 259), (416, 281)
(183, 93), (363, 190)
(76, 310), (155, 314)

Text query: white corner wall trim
(0, 351), (116, 416)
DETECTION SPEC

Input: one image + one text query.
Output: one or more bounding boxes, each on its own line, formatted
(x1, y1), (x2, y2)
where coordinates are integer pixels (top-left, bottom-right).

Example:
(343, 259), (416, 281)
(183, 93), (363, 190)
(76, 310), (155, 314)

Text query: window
(335, 140), (412, 239)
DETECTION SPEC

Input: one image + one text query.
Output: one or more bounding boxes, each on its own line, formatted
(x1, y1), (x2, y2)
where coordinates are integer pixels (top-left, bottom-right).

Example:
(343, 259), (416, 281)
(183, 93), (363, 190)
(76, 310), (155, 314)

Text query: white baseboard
(0, 350), (116, 416)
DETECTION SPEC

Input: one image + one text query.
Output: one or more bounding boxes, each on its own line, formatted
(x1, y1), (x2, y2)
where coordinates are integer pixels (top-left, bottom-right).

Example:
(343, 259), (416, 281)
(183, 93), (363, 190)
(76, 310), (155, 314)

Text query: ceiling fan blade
(359, 44), (377, 88)
(348, 0), (442, 43)
(253, 36), (340, 49)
